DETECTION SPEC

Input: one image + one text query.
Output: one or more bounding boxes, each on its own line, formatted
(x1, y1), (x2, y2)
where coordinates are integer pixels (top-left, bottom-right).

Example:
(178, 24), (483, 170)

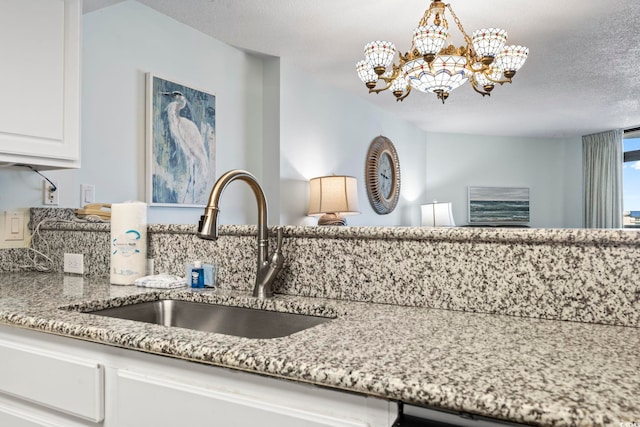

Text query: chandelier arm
(484, 74), (512, 85)
(366, 63), (404, 94)
(396, 86), (412, 102)
(399, 51), (415, 65)
(470, 81), (491, 97)
(368, 79), (395, 94)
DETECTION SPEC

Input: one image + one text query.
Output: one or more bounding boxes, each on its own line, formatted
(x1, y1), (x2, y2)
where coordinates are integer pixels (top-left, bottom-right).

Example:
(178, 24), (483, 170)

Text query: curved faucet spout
(197, 170), (282, 299)
(197, 170), (267, 242)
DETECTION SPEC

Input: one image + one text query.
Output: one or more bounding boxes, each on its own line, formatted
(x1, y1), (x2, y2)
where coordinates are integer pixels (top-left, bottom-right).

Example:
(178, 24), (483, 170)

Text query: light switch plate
(81, 184), (95, 205)
(4, 211), (24, 241)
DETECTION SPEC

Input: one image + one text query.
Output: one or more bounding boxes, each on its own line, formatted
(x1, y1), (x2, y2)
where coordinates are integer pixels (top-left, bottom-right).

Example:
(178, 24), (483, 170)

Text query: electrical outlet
(43, 180), (59, 205)
(63, 253), (84, 274)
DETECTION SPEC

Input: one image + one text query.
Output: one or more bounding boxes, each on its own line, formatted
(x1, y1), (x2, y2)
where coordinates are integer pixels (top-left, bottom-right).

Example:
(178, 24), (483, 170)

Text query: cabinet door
(0, 338), (104, 422)
(0, 0), (80, 168)
(115, 370), (373, 427)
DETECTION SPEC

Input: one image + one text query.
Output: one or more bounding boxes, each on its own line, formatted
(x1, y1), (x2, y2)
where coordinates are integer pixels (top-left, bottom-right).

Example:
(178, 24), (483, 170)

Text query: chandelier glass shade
(495, 45), (530, 78)
(364, 41), (397, 75)
(389, 75), (409, 97)
(413, 25), (448, 60)
(471, 28), (508, 64)
(402, 56), (471, 102)
(470, 67), (504, 93)
(356, 60), (378, 88)
(355, 0), (529, 103)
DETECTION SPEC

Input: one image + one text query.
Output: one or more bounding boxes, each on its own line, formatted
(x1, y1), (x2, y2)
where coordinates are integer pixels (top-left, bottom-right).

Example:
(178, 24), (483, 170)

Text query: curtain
(582, 129), (623, 228)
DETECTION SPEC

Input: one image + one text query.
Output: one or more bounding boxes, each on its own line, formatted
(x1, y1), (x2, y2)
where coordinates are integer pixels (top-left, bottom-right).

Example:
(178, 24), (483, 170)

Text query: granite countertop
(0, 272), (639, 426)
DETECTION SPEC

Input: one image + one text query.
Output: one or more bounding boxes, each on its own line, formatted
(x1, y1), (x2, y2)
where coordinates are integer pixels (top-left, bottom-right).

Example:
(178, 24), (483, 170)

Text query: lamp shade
(308, 176), (360, 216)
(421, 202), (455, 227)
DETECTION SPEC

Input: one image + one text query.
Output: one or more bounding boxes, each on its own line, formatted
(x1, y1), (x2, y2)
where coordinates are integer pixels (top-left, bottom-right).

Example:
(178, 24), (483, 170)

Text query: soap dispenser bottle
(191, 260), (205, 288)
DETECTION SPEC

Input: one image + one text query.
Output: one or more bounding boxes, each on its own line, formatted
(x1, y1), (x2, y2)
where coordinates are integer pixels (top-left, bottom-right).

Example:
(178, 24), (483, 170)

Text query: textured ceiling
(84, 0), (640, 139)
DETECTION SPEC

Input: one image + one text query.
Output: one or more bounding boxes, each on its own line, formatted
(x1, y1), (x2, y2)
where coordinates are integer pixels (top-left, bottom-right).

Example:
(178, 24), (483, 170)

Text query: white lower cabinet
(0, 325), (394, 427)
(0, 337), (103, 424)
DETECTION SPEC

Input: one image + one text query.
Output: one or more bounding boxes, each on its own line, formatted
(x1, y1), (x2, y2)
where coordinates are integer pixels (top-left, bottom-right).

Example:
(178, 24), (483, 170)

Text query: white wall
(0, 0), (583, 229)
(278, 59), (429, 226)
(424, 133), (583, 228)
(277, 57), (583, 227)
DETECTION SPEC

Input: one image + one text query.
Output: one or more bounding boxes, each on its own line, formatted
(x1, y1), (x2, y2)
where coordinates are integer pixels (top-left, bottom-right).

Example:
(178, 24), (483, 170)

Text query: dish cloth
(134, 274), (187, 289)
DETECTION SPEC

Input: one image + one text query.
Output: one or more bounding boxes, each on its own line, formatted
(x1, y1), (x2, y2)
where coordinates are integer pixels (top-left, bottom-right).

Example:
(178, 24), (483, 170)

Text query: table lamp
(308, 176), (360, 225)
(421, 202), (455, 227)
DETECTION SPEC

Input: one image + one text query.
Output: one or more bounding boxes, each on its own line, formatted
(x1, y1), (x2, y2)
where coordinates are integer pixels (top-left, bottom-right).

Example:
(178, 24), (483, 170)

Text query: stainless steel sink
(86, 299), (332, 339)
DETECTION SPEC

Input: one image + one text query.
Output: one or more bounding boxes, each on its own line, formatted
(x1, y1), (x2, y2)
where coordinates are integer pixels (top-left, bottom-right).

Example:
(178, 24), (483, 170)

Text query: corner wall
(278, 59), (429, 226)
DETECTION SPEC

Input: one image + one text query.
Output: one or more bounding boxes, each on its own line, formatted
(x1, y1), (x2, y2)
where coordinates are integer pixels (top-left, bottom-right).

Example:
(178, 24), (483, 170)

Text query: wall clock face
(365, 136), (401, 214)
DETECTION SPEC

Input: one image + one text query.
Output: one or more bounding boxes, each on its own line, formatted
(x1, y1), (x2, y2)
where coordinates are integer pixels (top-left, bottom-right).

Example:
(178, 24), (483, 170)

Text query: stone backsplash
(1, 208), (639, 327)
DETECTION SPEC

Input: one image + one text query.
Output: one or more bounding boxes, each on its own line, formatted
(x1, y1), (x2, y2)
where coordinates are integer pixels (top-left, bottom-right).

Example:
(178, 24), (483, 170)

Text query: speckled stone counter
(1, 272), (639, 426)
(7, 208), (640, 328)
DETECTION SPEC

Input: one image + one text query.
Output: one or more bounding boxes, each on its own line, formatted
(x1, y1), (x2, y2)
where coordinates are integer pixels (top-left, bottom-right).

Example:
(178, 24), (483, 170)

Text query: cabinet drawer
(0, 339), (104, 422)
(116, 370), (370, 427)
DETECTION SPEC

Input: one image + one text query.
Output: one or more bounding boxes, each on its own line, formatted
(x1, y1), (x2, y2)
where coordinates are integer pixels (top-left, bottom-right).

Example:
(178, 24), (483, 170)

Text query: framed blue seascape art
(468, 186), (530, 224)
(146, 73), (216, 207)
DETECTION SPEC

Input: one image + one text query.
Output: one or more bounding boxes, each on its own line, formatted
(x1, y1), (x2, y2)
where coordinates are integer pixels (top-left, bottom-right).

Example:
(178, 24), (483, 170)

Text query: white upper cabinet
(0, 0), (81, 169)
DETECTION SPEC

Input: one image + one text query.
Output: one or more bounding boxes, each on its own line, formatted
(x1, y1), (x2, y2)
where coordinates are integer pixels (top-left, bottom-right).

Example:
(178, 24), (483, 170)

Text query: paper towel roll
(110, 201), (147, 285)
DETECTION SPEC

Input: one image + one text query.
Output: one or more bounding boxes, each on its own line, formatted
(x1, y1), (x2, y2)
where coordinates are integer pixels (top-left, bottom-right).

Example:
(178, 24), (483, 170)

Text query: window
(623, 130), (640, 228)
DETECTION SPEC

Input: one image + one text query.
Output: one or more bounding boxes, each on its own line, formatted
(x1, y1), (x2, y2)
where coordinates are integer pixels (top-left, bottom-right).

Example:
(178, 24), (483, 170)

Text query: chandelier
(355, 0), (529, 103)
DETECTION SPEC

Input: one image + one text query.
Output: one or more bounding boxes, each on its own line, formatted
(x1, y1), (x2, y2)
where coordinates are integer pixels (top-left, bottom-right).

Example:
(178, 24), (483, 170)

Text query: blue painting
(146, 74), (216, 206)
(468, 186), (530, 224)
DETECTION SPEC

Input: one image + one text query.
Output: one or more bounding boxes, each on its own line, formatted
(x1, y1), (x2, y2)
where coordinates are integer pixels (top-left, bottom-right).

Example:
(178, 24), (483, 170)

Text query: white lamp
(421, 202), (456, 227)
(308, 176), (360, 226)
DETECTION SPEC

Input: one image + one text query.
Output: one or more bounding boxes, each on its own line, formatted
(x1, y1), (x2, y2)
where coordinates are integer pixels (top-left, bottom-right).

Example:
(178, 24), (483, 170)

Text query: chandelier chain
(445, 4), (474, 51)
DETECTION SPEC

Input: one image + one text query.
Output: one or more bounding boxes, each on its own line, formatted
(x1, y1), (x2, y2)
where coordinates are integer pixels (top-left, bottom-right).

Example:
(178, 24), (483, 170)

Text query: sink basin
(86, 299), (332, 339)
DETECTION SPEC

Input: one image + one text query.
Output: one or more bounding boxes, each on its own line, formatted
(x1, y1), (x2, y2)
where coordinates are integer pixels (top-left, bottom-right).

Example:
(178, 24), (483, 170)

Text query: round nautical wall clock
(365, 136), (401, 214)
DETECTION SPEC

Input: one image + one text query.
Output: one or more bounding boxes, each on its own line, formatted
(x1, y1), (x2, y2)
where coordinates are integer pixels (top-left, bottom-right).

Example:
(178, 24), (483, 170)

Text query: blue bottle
(191, 260), (204, 288)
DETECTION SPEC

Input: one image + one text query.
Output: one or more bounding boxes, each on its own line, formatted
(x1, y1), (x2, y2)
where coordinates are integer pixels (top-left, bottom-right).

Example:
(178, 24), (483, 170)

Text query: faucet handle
(270, 226), (284, 272)
(274, 226), (284, 252)
(254, 227), (285, 299)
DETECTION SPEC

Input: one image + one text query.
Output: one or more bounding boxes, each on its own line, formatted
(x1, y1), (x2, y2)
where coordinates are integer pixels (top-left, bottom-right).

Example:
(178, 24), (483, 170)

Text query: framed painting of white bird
(145, 73), (216, 207)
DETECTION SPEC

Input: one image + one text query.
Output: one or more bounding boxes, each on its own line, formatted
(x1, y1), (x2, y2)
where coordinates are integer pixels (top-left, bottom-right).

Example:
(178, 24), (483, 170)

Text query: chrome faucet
(197, 170), (284, 299)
